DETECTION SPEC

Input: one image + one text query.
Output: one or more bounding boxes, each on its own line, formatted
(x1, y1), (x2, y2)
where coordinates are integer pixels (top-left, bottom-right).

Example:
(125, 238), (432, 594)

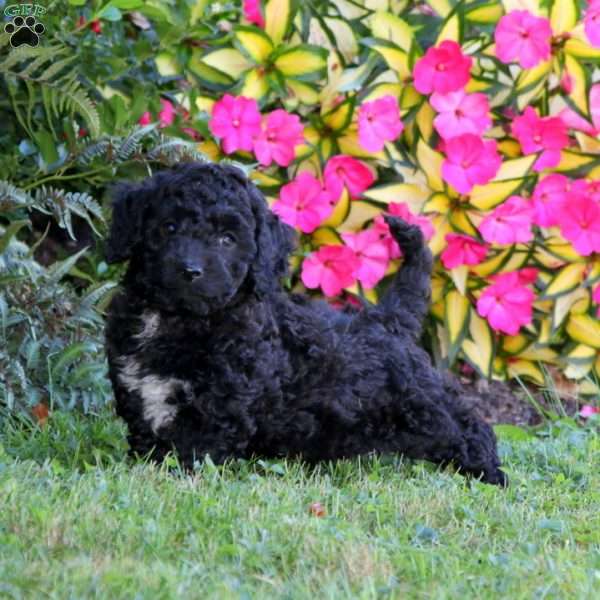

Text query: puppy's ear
(246, 180), (296, 297)
(105, 182), (146, 264)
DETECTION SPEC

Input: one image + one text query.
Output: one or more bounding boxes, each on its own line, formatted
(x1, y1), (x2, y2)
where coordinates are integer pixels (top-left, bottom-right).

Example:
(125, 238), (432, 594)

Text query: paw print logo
(4, 16), (45, 48)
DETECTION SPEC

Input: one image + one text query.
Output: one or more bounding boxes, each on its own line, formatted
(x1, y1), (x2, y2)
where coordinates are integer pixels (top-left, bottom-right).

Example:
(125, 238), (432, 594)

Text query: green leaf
(234, 26), (274, 64)
(494, 425), (534, 442)
(274, 45), (328, 81)
(99, 6), (123, 21)
(0, 220), (29, 255)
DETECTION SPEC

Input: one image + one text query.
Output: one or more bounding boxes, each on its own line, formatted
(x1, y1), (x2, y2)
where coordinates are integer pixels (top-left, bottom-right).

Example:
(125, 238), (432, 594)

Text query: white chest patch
(117, 358), (190, 434)
(134, 311), (161, 344)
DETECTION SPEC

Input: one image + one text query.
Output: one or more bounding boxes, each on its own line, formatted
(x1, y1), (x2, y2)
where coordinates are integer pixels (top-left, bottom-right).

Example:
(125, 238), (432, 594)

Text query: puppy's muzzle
(182, 264), (204, 282)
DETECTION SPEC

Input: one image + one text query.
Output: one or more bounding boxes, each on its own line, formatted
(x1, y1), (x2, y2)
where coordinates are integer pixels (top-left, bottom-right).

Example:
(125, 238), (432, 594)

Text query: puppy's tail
(377, 216), (433, 337)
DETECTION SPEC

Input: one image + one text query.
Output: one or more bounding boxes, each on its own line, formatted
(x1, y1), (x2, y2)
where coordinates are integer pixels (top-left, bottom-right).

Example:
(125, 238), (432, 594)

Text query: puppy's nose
(182, 265), (204, 281)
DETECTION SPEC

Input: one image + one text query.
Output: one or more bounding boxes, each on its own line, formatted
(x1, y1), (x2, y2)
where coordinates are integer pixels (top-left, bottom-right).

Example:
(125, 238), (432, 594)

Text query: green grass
(1, 412), (599, 599)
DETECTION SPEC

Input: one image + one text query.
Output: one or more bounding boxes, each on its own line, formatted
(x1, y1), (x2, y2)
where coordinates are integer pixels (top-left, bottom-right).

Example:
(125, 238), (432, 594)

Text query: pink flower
(559, 83), (600, 136)
(209, 94), (262, 154)
(243, 0), (264, 28)
(324, 155), (375, 200)
(413, 41), (472, 95)
(158, 99), (176, 128)
(253, 109), (304, 167)
(511, 107), (569, 172)
(585, 0), (600, 48)
(341, 229), (390, 289)
(441, 134), (502, 194)
(357, 95), (404, 152)
(556, 193), (600, 256)
(494, 10), (552, 68)
(580, 404), (600, 418)
(478, 196), (534, 245)
(441, 233), (487, 269)
(138, 111), (152, 126)
(593, 283), (600, 317)
(272, 172), (332, 234)
(531, 174), (570, 227)
(430, 90), (491, 139)
(301, 245), (359, 297)
(477, 271), (535, 335)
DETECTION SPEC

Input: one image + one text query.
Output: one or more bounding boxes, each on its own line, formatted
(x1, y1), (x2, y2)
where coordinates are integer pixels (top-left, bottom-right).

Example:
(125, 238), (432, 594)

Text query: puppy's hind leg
(377, 216), (433, 337)
(384, 370), (507, 486)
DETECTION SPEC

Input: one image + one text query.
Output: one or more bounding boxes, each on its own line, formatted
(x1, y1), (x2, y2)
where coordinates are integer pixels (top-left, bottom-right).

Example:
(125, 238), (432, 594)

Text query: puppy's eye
(162, 222), (178, 236)
(218, 233), (236, 247)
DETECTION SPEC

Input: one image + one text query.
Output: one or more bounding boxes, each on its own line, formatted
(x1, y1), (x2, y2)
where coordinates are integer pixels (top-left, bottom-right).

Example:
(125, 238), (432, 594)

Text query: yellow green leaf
(416, 101), (435, 142)
(507, 360), (544, 385)
(370, 11), (413, 52)
(564, 54), (589, 117)
(428, 215), (452, 256)
(425, 0), (452, 17)
(239, 68), (269, 101)
(471, 248), (512, 277)
(322, 98), (354, 132)
(424, 193), (451, 213)
(449, 209), (477, 236)
(466, 2), (503, 24)
(285, 79), (319, 105)
(445, 290), (470, 362)
(450, 265), (469, 296)
(564, 38), (600, 60)
(234, 26), (274, 63)
(541, 263), (587, 300)
(322, 189), (351, 227)
(338, 200), (382, 232)
(517, 345), (558, 362)
(502, 334), (529, 355)
(364, 40), (411, 80)
(364, 184), (430, 212)
(552, 287), (589, 330)
(462, 309), (494, 377)
(311, 227), (342, 246)
(155, 52), (180, 76)
(469, 179), (524, 210)
(551, 0), (579, 33)
(516, 60), (551, 110)
(436, 11), (461, 44)
(566, 314), (600, 349)
(274, 46), (328, 79)
(264, 0), (292, 46)
(493, 155), (537, 181)
(188, 50), (234, 88)
(416, 138), (444, 192)
(556, 149), (599, 173)
(201, 48), (252, 79)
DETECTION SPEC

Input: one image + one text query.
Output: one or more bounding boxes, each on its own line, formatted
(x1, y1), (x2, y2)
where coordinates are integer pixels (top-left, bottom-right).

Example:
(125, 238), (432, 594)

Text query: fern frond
(147, 138), (209, 165)
(116, 124), (159, 161)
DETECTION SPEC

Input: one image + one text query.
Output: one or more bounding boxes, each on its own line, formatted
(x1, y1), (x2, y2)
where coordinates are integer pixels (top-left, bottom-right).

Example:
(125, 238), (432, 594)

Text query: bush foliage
(1, 0), (599, 415)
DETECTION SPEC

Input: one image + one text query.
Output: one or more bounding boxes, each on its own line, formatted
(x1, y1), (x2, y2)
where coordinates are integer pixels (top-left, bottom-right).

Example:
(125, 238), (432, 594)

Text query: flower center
(436, 63), (446, 72)
(519, 29), (529, 39)
(232, 119), (240, 127)
(267, 132), (276, 141)
(533, 134), (542, 143)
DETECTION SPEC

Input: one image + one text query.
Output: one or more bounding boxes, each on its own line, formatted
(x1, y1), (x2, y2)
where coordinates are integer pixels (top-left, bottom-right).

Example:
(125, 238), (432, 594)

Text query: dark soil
(459, 378), (581, 427)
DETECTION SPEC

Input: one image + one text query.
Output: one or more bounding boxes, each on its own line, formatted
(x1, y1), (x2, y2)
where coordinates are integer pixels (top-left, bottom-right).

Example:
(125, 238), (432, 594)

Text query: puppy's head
(106, 162), (295, 315)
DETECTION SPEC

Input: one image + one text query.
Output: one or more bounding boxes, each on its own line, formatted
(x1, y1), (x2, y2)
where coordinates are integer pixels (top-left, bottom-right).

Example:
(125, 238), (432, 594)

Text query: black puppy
(105, 162), (506, 486)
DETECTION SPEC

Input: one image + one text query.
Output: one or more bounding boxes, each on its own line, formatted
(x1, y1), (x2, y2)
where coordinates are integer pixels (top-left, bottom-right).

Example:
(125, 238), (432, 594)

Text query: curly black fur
(105, 162), (507, 486)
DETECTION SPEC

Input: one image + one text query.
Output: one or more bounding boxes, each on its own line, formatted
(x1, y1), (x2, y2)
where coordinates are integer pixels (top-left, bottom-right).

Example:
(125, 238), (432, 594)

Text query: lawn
(0, 412), (599, 599)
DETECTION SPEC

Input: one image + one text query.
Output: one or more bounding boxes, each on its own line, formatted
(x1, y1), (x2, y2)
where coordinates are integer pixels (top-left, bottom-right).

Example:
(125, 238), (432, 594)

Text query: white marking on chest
(134, 311), (161, 344)
(117, 358), (190, 434)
